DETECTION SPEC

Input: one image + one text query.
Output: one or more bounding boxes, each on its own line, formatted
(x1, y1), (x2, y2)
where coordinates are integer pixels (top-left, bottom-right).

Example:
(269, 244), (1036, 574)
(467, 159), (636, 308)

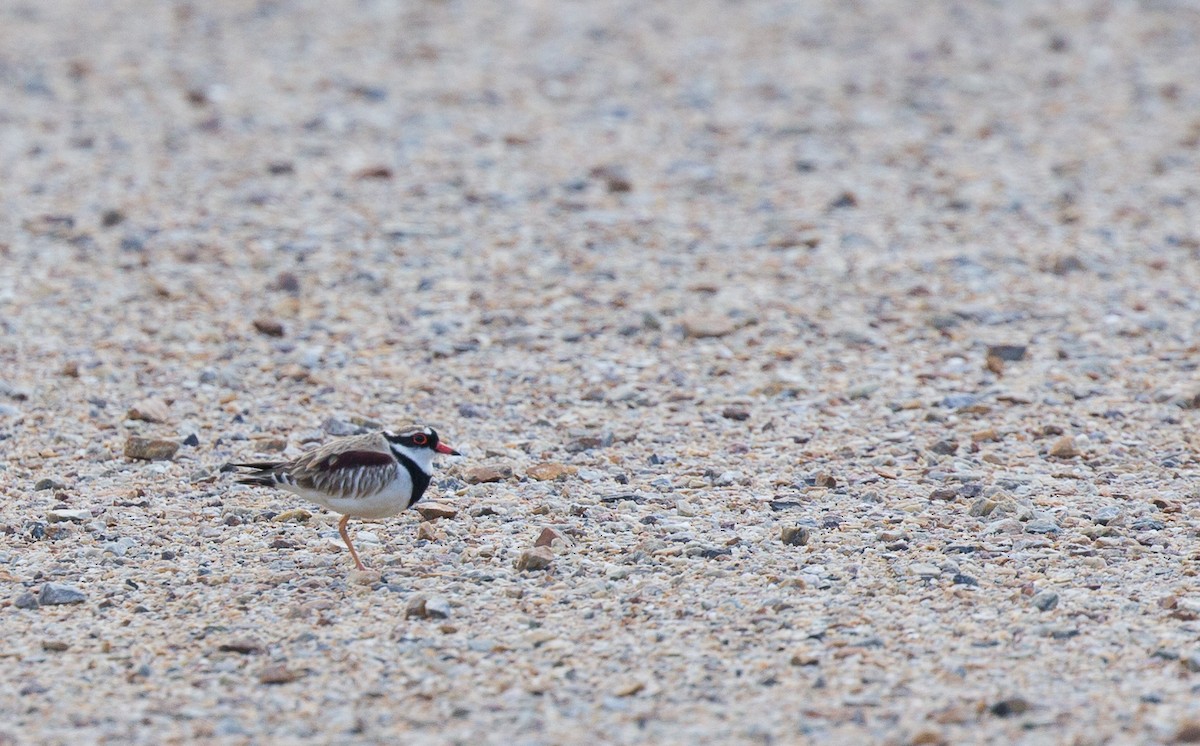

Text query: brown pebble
(612, 679), (645, 697)
(526, 462), (576, 481)
(258, 664), (303, 684)
(681, 314), (737, 339)
(813, 471), (837, 488)
(415, 502), (458, 521)
(1048, 435), (1080, 459)
(1174, 721), (1200, 743)
(126, 397), (171, 423)
(272, 509), (311, 523)
(354, 165), (393, 180)
(273, 271), (300, 293)
(462, 464), (513, 484)
(971, 428), (1000, 442)
(722, 406), (750, 421)
(41, 640), (69, 652)
(589, 164), (632, 193)
(124, 437), (179, 461)
(534, 527), (567, 548)
(253, 318), (285, 337)
(985, 353), (1005, 376)
(218, 638), (263, 655)
(416, 521), (441, 542)
(405, 594), (429, 619)
(516, 546), (555, 572)
(909, 730), (949, 746)
(781, 525), (810, 546)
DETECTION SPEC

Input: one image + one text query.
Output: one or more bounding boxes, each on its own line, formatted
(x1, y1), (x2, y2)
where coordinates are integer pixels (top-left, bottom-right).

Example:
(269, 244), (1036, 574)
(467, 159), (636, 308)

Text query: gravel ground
(2, 0), (1200, 743)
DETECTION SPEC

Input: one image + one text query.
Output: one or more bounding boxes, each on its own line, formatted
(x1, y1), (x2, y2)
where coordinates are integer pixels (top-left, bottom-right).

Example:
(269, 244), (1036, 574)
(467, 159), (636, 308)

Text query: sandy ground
(2, 0), (1200, 743)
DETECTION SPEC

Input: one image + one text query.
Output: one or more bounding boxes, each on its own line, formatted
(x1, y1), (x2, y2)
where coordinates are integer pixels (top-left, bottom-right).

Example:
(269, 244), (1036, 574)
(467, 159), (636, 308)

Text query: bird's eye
(411, 433), (428, 445)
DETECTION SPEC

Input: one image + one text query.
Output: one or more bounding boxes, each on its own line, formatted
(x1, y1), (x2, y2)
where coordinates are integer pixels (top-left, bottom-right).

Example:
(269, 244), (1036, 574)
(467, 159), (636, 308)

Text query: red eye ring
(412, 433), (428, 445)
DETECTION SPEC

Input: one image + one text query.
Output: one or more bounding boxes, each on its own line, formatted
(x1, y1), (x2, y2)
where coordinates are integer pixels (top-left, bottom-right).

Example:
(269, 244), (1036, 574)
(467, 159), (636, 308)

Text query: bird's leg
(338, 514), (367, 571)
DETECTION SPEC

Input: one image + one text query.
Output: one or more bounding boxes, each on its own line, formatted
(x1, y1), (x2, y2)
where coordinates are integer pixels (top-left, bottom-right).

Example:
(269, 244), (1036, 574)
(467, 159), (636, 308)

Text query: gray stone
(930, 439), (959, 455)
(405, 593), (451, 619)
(38, 583), (87, 606)
(1032, 590), (1059, 611)
(987, 344), (1028, 362)
(13, 592), (39, 609)
(1025, 520), (1060, 534)
(424, 596), (451, 619)
(321, 417), (366, 437)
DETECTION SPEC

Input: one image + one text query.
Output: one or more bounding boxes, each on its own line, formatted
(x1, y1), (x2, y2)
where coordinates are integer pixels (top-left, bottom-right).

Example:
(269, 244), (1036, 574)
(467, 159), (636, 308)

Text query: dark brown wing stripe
(321, 451), (396, 471)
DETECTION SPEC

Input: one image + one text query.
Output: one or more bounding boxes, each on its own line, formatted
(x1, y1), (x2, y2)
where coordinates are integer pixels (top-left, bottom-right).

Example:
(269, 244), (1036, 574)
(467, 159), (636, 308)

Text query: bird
(230, 425), (460, 571)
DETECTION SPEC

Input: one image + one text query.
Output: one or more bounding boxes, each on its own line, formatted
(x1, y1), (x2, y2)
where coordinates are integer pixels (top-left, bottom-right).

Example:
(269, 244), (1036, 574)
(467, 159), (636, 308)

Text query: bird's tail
(226, 462), (286, 487)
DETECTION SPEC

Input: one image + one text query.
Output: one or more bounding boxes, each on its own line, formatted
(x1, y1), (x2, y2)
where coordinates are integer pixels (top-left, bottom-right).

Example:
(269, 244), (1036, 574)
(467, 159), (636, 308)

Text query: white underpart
(285, 466), (416, 520)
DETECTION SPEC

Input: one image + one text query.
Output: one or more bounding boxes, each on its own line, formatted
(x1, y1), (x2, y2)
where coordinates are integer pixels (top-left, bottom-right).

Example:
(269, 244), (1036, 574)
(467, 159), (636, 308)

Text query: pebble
(968, 498), (998, 517)
(1173, 721), (1200, 743)
(930, 439), (959, 455)
(416, 521), (441, 542)
(1093, 506), (1122, 525)
(126, 397), (171, 423)
(1032, 590), (1060, 611)
(123, 437), (179, 461)
(1025, 520), (1060, 534)
(405, 594), (451, 619)
(722, 406), (750, 421)
(219, 639), (264, 655)
(780, 526), (810, 546)
(415, 502), (458, 520)
(990, 697), (1030, 717)
(252, 318), (285, 337)
(515, 546), (555, 572)
(258, 664), (303, 684)
(681, 315), (737, 339)
(987, 344), (1028, 362)
(589, 164), (633, 193)
(102, 537), (137, 557)
(1048, 436), (1081, 459)
(46, 509), (90, 523)
(41, 640), (69, 652)
(526, 462), (576, 481)
(33, 478), (63, 491)
(14, 592), (39, 609)
(273, 509), (312, 523)
(321, 417), (367, 437)
(38, 583), (87, 606)
(714, 470), (744, 486)
(534, 527), (568, 548)
(909, 563), (942, 578)
(462, 465), (513, 484)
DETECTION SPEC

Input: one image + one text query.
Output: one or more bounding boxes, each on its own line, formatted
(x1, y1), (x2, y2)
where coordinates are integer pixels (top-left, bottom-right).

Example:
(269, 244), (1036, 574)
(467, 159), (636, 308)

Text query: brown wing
(316, 450), (395, 471)
(292, 448), (399, 499)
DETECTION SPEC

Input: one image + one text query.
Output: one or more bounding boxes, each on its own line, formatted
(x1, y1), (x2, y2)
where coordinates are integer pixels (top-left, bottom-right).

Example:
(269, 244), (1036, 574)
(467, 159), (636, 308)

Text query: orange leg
(338, 514), (367, 571)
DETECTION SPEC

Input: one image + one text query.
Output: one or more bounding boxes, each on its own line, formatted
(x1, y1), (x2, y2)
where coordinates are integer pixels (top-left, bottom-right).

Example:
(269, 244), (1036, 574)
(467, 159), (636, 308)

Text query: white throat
(390, 443), (434, 475)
